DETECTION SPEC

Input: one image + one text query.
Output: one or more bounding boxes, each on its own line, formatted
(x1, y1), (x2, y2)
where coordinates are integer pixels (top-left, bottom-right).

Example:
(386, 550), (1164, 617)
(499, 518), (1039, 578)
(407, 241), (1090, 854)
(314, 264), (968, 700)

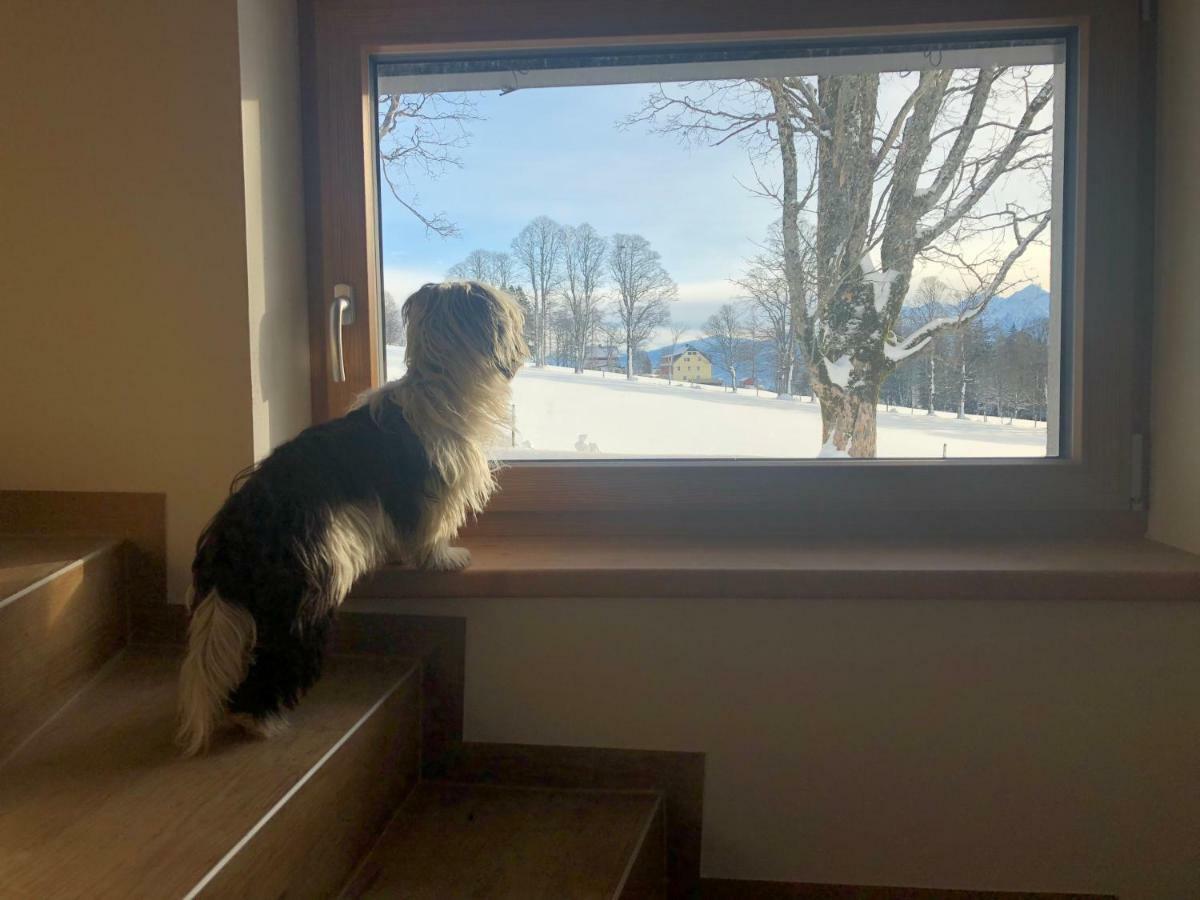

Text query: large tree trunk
(772, 75), (886, 457)
(816, 382), (878, 458)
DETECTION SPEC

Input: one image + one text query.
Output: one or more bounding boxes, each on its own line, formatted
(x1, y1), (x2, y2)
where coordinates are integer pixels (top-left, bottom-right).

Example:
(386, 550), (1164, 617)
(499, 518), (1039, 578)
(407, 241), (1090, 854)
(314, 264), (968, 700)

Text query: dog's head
(403, 281), (528, 382)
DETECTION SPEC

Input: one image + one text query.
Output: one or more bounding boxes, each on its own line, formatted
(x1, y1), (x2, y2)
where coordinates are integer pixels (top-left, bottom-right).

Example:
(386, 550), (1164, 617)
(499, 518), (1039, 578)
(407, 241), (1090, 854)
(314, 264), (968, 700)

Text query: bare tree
(383, 291), (404, 345)
(447, 249), (517, 288)
(511, 217), (565, 367)
(560, 224), (609, 373)
(631, 63), (1054, 456)
(608, 233), (676, 381)
(910, 277), (954, 415)
(377, 92), (479, 238)
(743, 304), (767, 394)
(704, 303), (749, 392)
(733, 222), (814, 398)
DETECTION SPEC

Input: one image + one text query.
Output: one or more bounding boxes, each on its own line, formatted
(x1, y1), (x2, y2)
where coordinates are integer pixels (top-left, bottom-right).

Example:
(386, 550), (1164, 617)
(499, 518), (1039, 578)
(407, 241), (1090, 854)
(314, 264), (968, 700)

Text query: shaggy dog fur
(177, 281), (526, 755)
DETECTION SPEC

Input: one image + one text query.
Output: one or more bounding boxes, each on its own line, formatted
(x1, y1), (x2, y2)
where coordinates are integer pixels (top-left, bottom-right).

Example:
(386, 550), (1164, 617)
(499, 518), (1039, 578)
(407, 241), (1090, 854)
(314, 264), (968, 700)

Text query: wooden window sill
(353, 535), (1200, 603)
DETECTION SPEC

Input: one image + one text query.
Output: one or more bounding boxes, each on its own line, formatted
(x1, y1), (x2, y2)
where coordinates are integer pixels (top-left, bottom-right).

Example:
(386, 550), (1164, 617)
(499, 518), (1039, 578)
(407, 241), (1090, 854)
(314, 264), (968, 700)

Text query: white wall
(1149, 0), (1200, 553)
(351, 592), (1200, 899)
(239, 0), (312, 458)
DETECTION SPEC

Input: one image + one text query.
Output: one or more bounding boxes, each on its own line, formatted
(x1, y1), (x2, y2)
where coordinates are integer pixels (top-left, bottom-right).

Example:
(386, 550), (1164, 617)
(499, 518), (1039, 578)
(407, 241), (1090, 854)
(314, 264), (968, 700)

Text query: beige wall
(0, 1), (255, 601)
(351, 592), (1200, 899)
(239, 0), (311, 459)
(0, 0), (310, 600)
(1149, 0), (1200, 553)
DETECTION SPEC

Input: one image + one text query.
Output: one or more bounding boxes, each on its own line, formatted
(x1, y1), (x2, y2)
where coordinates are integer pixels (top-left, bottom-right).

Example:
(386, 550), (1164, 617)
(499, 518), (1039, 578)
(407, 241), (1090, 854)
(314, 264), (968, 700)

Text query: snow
(858, 253), (901, 313)
(883, 335), (929, 363)
(385, 347), (1047, 460)
(862, 263), (901, 314)
(823, 354), (853, 389)
(817, 435), (850, 458)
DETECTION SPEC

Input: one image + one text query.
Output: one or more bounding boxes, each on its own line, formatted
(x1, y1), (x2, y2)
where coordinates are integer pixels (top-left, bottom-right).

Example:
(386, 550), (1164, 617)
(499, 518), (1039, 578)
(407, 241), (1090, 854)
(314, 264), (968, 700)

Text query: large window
(303, 0), (1149, 521)
(375, 41), (1067, 461)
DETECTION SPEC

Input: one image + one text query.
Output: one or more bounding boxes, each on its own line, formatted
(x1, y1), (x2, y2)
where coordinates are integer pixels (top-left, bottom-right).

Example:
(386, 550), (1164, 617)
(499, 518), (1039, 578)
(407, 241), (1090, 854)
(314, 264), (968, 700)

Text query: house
(657, 345), (715, 383)
(582, 343), (620, 371)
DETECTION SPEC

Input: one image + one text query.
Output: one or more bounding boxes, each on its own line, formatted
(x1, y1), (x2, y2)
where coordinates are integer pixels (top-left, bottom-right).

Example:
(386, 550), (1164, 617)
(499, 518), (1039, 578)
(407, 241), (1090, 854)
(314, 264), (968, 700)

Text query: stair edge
(188, 660), (422, 899)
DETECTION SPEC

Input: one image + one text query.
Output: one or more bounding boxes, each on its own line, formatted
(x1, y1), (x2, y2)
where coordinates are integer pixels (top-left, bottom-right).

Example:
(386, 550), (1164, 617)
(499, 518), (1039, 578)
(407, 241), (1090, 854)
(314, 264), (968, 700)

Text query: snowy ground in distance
(384, 346), (1048, 460)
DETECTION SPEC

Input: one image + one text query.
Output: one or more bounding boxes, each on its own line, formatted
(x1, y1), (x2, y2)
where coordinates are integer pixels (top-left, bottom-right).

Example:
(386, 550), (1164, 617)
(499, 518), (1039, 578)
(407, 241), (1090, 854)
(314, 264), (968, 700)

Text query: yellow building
(658, 345), (714, 383)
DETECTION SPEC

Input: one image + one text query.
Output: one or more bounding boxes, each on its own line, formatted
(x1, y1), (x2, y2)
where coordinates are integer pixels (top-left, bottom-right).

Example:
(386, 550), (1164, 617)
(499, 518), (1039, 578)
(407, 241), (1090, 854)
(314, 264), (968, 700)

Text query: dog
(177, 281), (526, 755)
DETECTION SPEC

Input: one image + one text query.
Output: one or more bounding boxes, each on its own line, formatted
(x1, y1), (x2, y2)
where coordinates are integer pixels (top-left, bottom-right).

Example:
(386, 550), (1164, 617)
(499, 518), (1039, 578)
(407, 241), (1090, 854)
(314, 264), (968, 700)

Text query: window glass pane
(375, 38), (1066, 460)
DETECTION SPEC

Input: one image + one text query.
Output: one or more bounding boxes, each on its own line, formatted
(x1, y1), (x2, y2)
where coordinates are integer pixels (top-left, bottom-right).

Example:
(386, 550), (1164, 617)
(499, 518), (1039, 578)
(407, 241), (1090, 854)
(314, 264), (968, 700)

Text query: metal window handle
(329, 283), (355, 383)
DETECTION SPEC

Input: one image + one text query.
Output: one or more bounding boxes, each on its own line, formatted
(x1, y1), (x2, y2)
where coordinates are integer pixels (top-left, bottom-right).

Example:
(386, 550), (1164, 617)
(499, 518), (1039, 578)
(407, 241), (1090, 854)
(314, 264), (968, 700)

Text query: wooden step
(0, 535), (125, 761)
(0, 646), (420, 899)
(344, 782), (666, 900)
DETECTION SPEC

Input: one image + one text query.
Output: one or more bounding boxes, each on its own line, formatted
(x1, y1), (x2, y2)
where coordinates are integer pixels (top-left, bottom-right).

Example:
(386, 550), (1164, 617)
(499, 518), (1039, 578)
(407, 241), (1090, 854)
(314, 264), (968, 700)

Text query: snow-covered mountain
(896, 284), (1050, 333)
(978, 284), (1050, 329)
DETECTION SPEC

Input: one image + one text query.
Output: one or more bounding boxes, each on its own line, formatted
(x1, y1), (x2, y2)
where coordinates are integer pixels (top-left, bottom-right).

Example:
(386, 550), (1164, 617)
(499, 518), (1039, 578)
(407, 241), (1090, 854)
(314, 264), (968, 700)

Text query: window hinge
(1131, 433), (1147, 510)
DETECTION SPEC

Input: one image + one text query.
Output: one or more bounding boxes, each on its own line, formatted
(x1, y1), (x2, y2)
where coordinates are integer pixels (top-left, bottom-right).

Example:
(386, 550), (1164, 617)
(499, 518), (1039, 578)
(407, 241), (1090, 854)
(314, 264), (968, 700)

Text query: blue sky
(379, 83), (780, 330)
(379, 76), (1053, 336)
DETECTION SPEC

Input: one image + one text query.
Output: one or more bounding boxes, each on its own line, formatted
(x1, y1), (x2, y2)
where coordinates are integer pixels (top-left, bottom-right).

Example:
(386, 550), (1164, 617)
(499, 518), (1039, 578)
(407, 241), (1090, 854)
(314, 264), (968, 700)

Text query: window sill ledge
(352, 535), (1200, 603)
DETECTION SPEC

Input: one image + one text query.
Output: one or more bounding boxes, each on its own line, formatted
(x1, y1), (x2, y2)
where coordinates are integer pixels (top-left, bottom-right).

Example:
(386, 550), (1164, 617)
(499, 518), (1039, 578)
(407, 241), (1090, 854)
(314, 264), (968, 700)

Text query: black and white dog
(177, 281), (526, 755)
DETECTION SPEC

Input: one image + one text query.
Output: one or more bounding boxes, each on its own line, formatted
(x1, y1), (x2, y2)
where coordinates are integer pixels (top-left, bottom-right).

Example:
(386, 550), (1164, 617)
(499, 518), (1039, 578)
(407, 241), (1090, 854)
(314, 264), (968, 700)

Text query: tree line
(444, 216), (678, 381)
(690, 268), (1049, 424)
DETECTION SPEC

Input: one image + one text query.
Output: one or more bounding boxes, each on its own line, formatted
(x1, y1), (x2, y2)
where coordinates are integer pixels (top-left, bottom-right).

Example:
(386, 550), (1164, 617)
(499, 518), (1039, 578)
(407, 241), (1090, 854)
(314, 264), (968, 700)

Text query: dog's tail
(177, 590), (256, 756)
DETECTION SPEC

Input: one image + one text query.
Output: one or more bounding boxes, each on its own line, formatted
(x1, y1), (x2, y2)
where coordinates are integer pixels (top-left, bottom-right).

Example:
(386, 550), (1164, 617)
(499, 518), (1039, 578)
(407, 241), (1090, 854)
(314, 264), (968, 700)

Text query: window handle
(329, 283), (354, 383)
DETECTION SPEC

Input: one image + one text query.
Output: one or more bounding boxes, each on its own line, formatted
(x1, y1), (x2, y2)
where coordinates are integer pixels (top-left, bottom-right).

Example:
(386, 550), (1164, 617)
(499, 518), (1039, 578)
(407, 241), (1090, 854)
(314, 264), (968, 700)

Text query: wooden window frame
(300, 0), (1154, 535)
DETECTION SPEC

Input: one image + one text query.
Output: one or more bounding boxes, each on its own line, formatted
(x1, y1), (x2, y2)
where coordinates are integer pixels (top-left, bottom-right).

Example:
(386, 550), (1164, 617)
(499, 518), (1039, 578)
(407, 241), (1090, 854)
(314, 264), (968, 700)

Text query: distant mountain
(979, 284), (1050, 330)
(626, 285), (1052, 390)
(899, 284), (1050, 332)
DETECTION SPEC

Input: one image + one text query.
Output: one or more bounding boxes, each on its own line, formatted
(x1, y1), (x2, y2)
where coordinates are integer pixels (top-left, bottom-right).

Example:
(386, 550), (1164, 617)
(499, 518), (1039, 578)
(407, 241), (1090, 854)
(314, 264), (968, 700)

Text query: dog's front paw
(427, 545), (472, 572)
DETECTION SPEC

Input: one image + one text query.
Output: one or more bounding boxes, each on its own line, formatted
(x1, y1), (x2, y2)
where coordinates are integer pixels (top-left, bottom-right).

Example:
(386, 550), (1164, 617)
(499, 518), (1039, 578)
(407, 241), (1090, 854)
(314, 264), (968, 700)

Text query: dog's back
(178, 403), (429, 755)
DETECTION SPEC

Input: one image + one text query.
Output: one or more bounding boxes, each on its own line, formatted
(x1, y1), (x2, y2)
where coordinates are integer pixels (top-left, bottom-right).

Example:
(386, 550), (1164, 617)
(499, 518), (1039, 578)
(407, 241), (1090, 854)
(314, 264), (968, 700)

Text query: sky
(379, 71), (1055, 342)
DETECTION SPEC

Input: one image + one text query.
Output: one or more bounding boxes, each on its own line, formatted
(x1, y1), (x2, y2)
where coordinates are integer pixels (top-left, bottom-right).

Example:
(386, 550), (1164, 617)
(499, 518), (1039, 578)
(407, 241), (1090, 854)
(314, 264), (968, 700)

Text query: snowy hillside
(385, 347), (1047, 460)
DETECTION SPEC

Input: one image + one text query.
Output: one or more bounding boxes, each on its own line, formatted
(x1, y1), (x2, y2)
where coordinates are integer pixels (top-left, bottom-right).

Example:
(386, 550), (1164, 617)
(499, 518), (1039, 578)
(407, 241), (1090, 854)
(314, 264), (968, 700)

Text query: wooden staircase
(344, 783), (665, 899)
(0, 532), (672, 899)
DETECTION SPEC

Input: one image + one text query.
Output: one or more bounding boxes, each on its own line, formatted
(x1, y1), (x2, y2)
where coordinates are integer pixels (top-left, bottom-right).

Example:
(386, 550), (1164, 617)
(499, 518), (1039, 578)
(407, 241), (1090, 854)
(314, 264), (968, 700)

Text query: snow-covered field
(384, 348), (1047, 459)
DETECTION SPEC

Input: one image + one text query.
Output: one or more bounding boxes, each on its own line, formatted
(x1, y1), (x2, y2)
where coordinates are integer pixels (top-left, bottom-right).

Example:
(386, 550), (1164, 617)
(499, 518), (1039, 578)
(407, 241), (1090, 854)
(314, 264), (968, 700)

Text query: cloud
(382, 265), (447, 299)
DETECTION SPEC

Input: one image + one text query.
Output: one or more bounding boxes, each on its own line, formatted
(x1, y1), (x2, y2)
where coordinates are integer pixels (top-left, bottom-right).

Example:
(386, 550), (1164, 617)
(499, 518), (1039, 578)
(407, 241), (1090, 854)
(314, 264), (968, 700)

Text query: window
(303, 0), (1150, 522)
(375, 40), (1066, 461)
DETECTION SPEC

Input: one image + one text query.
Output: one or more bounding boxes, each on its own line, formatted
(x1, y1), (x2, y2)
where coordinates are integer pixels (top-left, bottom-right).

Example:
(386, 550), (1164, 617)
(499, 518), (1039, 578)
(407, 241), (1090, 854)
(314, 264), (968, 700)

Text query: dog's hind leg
(225, 609), (333, 737)
(177, 592), (257, 756)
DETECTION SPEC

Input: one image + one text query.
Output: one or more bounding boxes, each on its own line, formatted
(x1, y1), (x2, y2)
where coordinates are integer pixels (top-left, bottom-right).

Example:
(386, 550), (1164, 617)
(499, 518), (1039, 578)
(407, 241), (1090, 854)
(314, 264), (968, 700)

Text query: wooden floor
(344, 782), (665, 900)
(0, 646), (418, 899)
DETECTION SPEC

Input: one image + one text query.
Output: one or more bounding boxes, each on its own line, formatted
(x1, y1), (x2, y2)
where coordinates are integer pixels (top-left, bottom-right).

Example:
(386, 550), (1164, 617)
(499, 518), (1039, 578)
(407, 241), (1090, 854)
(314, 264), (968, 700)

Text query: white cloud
(382, 266), (447, 300)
